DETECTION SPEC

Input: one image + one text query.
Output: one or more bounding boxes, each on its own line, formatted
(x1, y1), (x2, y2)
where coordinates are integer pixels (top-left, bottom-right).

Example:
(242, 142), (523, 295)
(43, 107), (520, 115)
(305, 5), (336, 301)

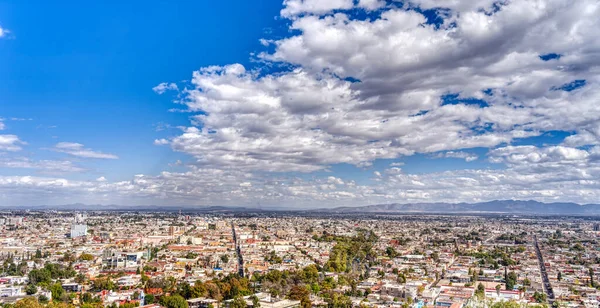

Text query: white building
(70, 224), (88, 238)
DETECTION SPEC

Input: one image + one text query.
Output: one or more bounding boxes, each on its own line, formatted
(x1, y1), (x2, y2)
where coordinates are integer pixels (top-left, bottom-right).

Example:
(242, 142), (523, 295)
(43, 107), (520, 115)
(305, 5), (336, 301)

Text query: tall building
(70, 224), (88, 238)
(594, 223), (600, 232)
(70, 213), (88, 238)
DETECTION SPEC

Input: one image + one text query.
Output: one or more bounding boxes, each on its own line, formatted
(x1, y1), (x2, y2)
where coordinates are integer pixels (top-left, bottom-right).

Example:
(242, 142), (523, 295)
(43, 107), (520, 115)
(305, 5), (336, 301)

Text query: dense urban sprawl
(0, 212), (599, 308)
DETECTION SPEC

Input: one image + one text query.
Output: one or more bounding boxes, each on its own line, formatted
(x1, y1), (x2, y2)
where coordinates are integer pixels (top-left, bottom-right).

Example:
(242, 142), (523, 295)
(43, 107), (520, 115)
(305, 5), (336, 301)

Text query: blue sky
(1, 0), (599, 207)
(0, 0), (285, 181)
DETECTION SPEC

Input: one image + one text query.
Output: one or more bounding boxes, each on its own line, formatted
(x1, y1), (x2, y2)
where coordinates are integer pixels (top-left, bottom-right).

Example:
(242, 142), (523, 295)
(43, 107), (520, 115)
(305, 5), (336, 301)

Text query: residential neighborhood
(0, 212), (598, 308)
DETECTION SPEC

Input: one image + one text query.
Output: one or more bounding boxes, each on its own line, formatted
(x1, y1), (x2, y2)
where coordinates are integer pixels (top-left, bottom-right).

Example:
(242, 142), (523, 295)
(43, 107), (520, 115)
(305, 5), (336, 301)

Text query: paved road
(232, 222), (244, 277)
(534, 235), (555, 303)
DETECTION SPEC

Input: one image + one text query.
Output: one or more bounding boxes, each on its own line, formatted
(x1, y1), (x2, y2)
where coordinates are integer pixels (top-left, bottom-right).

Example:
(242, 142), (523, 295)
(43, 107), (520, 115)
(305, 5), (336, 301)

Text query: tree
(145, 294), (156, 304)
(495, 284), (501, 296)
(25, 284), (38, 295)
(160, 295), (189, 308)
(490, 301), (521, 308)
(79, 253), (94, 261)
(230, 296), (248, 308)
(325, 292), (352, 308)
(15, 297), (44, 308)
(300, 296), (312, 308)
(49, 282), (65, 302)
(39, 295), (49, 304)
(177, 282), (193, 299)
(191, 281), (208, 298)
(221, 255), (230, 264)
(91, 277), (116, 291)
(385, 247), (397, 258)
(557, 271), (562, 281)
(28, 268), (51, 285)
(505, 272), (517, 290)
(47, 303), (76, 308)
(81, 293), (96, 304)
(251, 295), (260, 308)
(288, 285), (309, 301)
(475, 283), (485, 299)
(533, 291), (547, 303)
(141, 271), (150, 285)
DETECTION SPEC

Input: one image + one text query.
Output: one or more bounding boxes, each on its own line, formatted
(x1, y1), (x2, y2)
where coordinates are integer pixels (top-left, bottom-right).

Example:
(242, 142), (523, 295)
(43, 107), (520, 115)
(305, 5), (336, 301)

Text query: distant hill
(314, 200), (600, 215)
(5, 200), (600, 215)
(2, 203), (260, 213)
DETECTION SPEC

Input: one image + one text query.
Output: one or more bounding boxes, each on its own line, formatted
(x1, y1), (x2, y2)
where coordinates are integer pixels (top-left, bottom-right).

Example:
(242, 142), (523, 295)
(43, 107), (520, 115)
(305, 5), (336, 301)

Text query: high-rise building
(70, 213), (88, 238)
(70, 224), (88, 238)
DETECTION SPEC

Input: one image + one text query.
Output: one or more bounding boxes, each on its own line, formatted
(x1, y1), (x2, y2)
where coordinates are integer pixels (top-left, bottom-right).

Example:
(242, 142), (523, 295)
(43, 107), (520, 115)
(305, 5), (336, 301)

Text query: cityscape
(1, 0), (600, 307)
(0, 211), (598, 308)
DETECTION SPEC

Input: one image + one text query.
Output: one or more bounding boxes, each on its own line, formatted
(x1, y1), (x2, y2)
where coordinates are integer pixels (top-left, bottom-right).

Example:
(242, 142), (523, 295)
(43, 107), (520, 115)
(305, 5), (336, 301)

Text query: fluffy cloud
(152, 0), (599, 175)
(52, 142), (118, 159)
(7, 0), (600, 207)
(137, 0), (600, 207)
(280, 0), (354, 17)
(0, 135), (25, 152)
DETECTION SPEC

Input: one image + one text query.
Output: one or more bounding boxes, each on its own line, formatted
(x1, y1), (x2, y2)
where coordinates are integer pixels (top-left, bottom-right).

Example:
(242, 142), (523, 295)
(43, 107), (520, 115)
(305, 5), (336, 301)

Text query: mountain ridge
(315, 200), (600, 214)
(3, 200), (600, 214)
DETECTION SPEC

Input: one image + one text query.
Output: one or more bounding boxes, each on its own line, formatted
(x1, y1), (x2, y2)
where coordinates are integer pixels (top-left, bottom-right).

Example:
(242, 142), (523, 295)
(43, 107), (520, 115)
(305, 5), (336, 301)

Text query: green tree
(385, 247), (397, 258)
(490, 301), (521, 308)
(475, 283), (485, 299)
(49, 282), (65, 302)
(160, 295), (189, 308)
(221, 255), (230, 264)
(505, 272), (517, 290)
(91, 277), (116, 292)
(230, 296), (248, 308)
(25, 284), (38, 295)
(39, 295), (49, 304)
(145, 294), (156, 304)
(325, 292), (352, 308)
(251, 295), (260, 308)
(28, 268), (51, 285)
(533, 291), (547, 303)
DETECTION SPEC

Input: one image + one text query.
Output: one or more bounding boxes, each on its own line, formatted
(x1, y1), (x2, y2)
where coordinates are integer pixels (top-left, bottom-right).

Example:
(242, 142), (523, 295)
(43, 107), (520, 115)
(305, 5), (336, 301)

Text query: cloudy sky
(1, 0), (599, 208)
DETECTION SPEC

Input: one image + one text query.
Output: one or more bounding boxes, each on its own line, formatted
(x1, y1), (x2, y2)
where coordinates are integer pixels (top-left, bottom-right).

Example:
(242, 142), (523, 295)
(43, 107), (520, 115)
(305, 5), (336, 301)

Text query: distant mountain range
(0, 203), (258, 213)
(315, 200), (600, 215)
(4, 200), (600, 215)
